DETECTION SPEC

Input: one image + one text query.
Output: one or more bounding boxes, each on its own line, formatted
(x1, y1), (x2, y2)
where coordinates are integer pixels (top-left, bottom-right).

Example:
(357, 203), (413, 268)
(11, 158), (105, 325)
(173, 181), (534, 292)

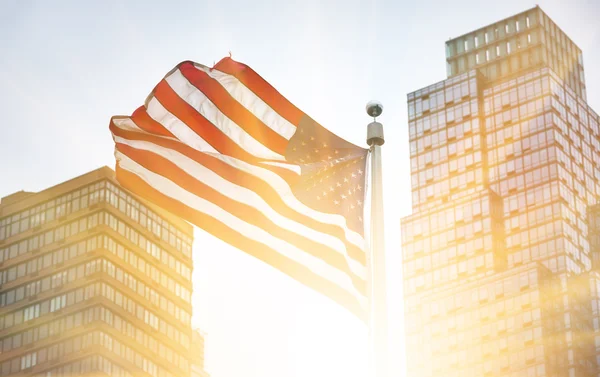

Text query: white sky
(0, 1), (598, 376)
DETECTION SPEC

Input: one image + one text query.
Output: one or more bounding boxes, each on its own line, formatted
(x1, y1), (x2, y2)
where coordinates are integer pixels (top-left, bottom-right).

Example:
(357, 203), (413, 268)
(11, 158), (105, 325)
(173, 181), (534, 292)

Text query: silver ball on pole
(366, 100), (384, 146)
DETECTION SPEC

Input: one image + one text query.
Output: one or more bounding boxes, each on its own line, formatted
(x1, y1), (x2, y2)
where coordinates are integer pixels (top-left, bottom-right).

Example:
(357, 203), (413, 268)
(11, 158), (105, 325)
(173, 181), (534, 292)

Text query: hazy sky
(1, 1), (599, 376)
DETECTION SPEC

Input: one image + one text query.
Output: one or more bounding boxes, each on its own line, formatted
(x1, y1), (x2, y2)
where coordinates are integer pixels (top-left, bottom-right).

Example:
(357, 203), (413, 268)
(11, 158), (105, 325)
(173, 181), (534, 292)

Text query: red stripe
(110, 121), (366, 266)
(116, 143), (366, 297)
(212, 58), (304, 127)
(178, 63), (288, 155)
(109, 120), (299, 184)
(115, 165), (366, 322)
(152, 80), (262, 163)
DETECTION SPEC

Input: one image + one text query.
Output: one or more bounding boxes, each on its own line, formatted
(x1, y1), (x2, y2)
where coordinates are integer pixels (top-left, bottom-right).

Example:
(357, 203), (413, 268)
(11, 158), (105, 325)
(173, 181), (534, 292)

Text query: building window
(507, 42), (511, 54)
(486, 49), (490, 61)
(528, 34), (532, 44)
(516, 21), (520, 32)
(464, 40), (468, 52)
(496, 45), (500, 57)
(485, 33), (489, 44)
(505, 24), (509, 34)
(21, 353), (37, 370)
(475, 36), (479, 48)
(476, 53), (480, 64)
(527, 16), (530, 28)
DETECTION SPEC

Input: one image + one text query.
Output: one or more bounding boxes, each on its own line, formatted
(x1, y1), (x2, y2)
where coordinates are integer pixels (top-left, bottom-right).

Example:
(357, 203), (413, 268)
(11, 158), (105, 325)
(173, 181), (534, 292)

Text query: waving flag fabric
(110, 58), (369, 320)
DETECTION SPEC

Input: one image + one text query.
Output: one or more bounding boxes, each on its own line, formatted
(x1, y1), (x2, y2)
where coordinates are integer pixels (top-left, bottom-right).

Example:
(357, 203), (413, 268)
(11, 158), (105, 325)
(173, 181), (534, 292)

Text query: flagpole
(366, 101), (387, 377)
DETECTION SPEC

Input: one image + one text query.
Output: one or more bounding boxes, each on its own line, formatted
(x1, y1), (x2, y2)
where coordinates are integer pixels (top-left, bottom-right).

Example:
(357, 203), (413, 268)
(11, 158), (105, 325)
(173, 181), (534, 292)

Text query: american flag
(110, 58), (368, 320)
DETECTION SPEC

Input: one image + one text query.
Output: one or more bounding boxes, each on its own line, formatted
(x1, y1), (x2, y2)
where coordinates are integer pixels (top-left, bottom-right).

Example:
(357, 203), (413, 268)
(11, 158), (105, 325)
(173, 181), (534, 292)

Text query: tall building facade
(402, 6), (600, 377)
(0, 167), (196, 377)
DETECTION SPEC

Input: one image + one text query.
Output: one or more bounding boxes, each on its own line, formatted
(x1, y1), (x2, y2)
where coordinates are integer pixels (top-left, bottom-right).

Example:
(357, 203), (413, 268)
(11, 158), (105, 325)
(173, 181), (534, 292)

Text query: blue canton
(286, 116), (368, 235)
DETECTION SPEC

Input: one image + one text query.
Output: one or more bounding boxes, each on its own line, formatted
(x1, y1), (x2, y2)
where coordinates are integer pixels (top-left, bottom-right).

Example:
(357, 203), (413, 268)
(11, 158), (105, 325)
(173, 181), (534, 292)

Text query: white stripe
(193, 64), (296, 140)
(116, 151), (367, 307)
(218, 155), (367, 252)
(112, 128), (365, 254)
(145, 98), (218, 154)
(259, 161), (301, 175)
(164, 69), (285, 161)
(113, 135), (366, 280)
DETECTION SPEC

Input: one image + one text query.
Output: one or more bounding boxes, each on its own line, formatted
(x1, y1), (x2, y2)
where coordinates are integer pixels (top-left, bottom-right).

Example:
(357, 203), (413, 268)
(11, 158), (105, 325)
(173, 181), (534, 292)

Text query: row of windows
(489, 97), (549, 131)
(0, 282), (191, 348)
(0, 236), (91, 286)
(486, 114), (551, 147)
(490, 159), (555, 198)
(409, 342), (545, 377)
(404, 254), (495, 295)
(102, 211), (192, 282)
(404, 246), (495, 282)
(0, 255), (190, 326)
(489, 137), (554, 179)
(411, 151), (483, 190)
(0, 306), (189, 374)
(44, 355), (133, 377)
(408, 77), (477, 120)
(104, 181), (192, 257)
(0, 234), (191, 312)
(1, 330), (165, 377)
(0, 180), (192, 258)
(484, 76), (549, 116)
(98, 282), (190, 343)
(404, 196), (494, 241)
(0, 284), (96, 331)
(412, 169), (485, 209)
(0, 212), (102, 265)
(448, 14), (533, 57)
(101, 236), (191, 303)
(409, 117), (481, 153)
(411, 137), (482, 178)
(0, 210), (191, 284)
(100, 258), (191, 323)
(409, 99), (479, 139)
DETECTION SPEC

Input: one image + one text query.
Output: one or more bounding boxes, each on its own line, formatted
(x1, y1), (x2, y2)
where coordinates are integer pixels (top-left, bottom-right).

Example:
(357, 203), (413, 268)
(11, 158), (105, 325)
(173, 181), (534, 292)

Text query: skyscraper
(402, 6), (600, 377)
(0, 167), (196, 377)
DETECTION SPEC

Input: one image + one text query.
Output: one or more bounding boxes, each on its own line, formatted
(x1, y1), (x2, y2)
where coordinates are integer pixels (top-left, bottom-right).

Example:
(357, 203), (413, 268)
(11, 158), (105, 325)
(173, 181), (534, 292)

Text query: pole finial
(366, 101), (384, 146)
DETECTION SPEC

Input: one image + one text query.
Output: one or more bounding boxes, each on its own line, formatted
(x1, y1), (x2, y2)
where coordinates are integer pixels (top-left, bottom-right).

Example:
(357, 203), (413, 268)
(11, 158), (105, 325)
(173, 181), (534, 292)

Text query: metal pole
(366, 101), (387, 377)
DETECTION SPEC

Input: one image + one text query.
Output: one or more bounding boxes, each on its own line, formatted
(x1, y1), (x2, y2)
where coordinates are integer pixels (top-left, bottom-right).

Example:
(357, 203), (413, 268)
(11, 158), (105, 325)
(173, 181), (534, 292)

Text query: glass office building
(0, 167), (197, 376)
(402, 6), (600, 377)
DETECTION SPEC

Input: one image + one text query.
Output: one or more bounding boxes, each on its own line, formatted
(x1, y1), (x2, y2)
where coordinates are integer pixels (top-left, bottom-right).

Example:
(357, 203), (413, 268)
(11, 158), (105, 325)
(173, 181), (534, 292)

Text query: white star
(344, 177), (349, 183)
(351, 172), (357, 178)
(350, 204), (355, 209)
(358, 169), (363, 175)
(356, 184), (362, 191)
(336, 182), (342, 187)
(359, 216), (363, 223)
(347, 189), (352, 195)
(317, 196), (321, 200)
(341, 194), (347, 200)
(334, 200), (340, 205)
(301, 141), (307, 146)
(322, 143), (328, 148)
(322, 191), (327, 197)
(357, 200), (363, 207)
(310, 136), (315, 141)
(334, 150), (339, 154)
(329, 186), (335, 192)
